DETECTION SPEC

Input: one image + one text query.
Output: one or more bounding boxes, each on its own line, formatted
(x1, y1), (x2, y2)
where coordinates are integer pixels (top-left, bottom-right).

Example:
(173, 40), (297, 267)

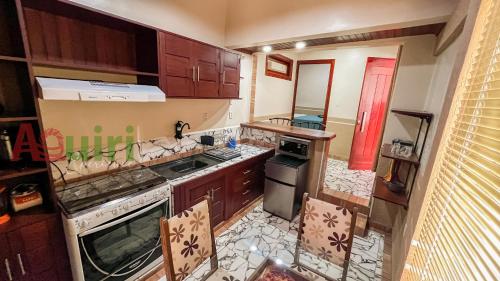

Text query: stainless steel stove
(57, 167), (166, 217)
(57, 167), (171, 281)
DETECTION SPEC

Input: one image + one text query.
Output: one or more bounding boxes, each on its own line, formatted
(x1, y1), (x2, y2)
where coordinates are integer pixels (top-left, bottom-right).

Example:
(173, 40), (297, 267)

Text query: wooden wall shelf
(32, 60), (159, 77)
(0, 116), (38, 122)
(0, 167), (48, 181)
(372, 177), (408, 208)
(380, 144), (420, 166)
(391, 109), (433, 121)
(0, 55), (27, 63)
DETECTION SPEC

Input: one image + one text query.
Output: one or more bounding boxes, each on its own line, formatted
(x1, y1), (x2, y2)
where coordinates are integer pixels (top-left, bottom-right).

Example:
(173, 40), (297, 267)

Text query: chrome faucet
(175, 121), (190, 139)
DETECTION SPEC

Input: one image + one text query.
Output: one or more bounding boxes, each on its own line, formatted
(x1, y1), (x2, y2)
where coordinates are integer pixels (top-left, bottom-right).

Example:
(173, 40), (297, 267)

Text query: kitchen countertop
(241, 121), (336, 140)
(167, 144), (274, 186)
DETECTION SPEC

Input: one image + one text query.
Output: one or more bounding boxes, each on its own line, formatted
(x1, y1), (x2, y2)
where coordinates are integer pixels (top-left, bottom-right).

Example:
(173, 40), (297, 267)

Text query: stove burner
(56, 167), (166, 215)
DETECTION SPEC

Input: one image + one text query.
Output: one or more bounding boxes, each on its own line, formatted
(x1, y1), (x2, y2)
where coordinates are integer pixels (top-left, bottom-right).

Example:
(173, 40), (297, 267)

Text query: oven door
(78, 198), (169, 281)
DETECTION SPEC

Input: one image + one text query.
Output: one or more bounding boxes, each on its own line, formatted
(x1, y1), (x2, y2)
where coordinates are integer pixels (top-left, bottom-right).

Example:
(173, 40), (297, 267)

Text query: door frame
(290, 59), (335, 128)
(348, 49), (402, 171)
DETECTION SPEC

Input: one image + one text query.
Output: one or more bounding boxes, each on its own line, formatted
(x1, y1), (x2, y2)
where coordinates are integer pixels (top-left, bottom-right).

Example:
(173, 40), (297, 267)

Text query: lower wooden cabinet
(173, 150), (274, 228)
(0, 216), (71, 281)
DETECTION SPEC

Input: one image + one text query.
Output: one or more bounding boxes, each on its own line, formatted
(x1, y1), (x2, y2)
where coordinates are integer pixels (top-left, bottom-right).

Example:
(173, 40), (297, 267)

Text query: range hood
(36, 77), (166, 102)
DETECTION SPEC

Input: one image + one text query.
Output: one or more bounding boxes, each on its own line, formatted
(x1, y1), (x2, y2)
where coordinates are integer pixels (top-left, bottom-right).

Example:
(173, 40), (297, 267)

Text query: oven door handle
(79, 198), (169, 237)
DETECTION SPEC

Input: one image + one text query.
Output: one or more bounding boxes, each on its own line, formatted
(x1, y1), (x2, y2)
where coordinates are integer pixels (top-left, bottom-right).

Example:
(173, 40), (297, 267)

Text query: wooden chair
(294, 193), (358, 281)
(269, 117), (292, 126)
(160, 197), (239, 281)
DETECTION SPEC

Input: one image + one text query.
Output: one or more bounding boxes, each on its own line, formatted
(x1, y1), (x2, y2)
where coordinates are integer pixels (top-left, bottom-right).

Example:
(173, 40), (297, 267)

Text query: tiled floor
(324, 159), (376, 201)
(149, 200), (385, 281)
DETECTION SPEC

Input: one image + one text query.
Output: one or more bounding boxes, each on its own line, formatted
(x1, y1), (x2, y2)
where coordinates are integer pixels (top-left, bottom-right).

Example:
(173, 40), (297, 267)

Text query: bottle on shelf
(0, 129), (14, 161)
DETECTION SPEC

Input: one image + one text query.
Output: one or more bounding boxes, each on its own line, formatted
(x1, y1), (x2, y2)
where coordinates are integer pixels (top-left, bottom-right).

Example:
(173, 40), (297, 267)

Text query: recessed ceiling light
(295, 41), (306, 49)
(262, 45), (272, 53)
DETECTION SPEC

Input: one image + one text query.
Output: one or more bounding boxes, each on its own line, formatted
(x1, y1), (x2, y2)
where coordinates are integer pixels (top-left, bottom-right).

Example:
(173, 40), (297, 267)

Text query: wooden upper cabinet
(159, 32), (240, 99)
(159, 32), (195, 97)
(192, 42), (220, 98)
(220, 50), (241, 98)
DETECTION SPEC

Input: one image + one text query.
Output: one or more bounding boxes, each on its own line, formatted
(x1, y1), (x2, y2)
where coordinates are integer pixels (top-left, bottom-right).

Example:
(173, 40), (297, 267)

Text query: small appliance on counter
(10, 183), (43, 212)
(204, 147), (241, 161)
(0, 184), (10, 224)
(263, 135), (310, 221)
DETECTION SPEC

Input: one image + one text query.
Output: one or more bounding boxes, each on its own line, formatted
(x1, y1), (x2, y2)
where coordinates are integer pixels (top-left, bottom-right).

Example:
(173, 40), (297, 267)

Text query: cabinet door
(220, 51), (240, 98)
(177, 175), (226, 227)
(0, 233), (13, 281)
(159, 32), (195, 97)
(192, 42), (220, 98)
(7, 220), (57, 281)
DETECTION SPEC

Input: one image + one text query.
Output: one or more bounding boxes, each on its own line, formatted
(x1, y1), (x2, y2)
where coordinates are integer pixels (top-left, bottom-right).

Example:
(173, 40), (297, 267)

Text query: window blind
(402, 0), (499, 280)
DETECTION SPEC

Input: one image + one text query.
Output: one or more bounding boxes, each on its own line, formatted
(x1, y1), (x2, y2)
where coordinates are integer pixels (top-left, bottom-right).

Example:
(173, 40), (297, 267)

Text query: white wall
(225, 0), (456, 48)
(297, 45), (399, 120)
(69, 0), (228, 46)
(295, 64), (331, 109)
(377, 35), (438, 175)
(254, 53), (298, 118)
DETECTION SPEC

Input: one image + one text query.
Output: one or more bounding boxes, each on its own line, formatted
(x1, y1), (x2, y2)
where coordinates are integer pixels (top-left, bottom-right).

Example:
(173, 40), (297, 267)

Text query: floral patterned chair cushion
(299, 196), (353, 266)
(165, 200), (213, 281)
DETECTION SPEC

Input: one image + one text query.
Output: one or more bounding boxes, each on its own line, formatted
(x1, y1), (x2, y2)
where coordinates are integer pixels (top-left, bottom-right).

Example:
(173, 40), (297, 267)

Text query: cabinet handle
(359, 111), (367, 133)
(192, 66), (196, 82)
(242, 190), (251, 195)
(197, 66), (200, 82)
(4, 258), (12, 281)
(222, 70), (226, 84)
(242, 200), (250, 206)
(17, 254), (26, 275)
(243, 180), (251, 186)
(243, 169), (252, 175)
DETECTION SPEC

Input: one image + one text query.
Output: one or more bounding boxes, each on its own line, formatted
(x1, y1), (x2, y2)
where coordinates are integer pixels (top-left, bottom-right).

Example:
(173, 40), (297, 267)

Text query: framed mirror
(291, 60), (334, 130)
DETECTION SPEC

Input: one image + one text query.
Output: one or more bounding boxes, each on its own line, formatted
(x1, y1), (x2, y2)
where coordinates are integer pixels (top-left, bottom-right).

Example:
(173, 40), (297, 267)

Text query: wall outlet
(229, 111), (233, 119)
(203, 113), (208, 120)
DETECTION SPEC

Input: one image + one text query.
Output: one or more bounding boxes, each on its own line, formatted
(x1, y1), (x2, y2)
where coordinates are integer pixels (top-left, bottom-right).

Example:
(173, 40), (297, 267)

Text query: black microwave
(277, 136), (311, 160)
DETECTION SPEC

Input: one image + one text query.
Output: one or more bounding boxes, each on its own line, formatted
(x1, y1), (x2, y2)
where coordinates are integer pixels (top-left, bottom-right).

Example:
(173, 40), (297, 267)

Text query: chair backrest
(269, 117), (292, 126)
(292, 120), (326, 130)
(297, 193), (357, 267)
(160, 198), (216, 281)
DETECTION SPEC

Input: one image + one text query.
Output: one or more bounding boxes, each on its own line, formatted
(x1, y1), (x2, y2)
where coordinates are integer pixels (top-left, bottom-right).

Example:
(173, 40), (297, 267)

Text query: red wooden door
(220, 51), (240, 98)
(348, 57), (396, 170)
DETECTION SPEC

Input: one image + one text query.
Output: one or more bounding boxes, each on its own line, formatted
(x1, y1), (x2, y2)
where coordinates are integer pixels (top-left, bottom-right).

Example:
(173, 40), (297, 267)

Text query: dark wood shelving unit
(0, 0), (57, 235)
(374, 109), (433, 208)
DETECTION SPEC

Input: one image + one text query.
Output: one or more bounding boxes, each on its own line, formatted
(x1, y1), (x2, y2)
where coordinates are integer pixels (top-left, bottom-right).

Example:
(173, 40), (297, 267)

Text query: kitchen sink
(170, 160), (208, 173)
(151, 154), (223, 180)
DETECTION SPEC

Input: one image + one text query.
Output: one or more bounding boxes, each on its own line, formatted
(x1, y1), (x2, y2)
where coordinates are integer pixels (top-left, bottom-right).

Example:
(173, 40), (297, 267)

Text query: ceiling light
(262, 45), (272, 53)
(295, 41), (306, 49)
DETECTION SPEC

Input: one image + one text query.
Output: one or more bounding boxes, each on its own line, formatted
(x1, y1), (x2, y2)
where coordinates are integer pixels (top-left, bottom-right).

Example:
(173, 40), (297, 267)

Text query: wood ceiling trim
(235, 22), (446, 54)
